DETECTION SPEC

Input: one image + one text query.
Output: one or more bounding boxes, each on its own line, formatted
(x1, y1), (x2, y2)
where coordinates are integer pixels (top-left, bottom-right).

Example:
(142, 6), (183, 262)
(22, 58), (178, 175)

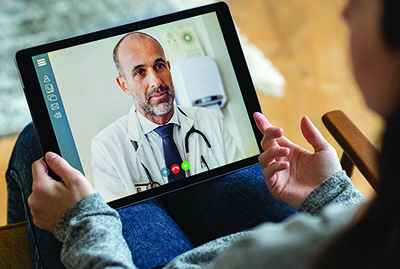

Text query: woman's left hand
(28, 152), (96, 233)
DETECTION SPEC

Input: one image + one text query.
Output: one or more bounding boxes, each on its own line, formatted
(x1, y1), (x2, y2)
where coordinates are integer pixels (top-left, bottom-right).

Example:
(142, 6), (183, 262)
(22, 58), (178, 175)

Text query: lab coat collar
(127, 105), (194, 182)
(176, 106), (194, 142)
(136, 107), (180, 135)
(127, 105), (194, 145)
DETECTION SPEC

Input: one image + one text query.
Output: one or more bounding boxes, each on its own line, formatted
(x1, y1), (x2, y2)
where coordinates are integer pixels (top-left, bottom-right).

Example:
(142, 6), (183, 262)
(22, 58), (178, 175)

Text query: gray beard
(138, 96), (174, 116)
(135, 84), (175, 116)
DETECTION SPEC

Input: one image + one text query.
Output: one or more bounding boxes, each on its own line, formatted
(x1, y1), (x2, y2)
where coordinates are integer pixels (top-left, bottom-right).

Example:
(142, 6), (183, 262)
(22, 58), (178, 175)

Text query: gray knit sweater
(54, 171), (364, 268)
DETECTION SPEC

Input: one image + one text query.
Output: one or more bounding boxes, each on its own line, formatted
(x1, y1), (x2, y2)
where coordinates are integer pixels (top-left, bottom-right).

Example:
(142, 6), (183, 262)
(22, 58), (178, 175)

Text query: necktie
(154, 124), (186, 182)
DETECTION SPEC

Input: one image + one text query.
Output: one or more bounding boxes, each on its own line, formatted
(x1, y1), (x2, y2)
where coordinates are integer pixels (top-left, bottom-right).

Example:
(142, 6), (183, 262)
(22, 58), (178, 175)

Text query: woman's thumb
(301, 116), (330, 152)
(45, 152), (80, 185)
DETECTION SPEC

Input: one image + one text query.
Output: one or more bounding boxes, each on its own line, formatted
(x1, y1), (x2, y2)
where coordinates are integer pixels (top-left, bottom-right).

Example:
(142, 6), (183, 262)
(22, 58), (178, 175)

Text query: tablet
(15, 2), (263, 208)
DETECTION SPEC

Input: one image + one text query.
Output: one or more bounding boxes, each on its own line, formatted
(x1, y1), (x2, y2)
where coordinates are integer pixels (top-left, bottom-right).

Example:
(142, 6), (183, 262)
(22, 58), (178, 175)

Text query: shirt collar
(136, 106), (180, 135)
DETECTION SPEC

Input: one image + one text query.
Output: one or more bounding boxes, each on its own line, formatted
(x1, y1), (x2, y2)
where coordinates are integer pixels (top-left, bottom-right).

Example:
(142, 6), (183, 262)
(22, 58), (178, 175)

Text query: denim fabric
(6, 123), (296, 269)
(119, 200), (195, 268)
(6, 123), (64, 269)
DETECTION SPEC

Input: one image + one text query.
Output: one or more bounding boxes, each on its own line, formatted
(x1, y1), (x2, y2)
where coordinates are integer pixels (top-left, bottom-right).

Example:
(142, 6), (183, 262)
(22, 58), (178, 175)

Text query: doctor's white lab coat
(91, 105), (242, 202)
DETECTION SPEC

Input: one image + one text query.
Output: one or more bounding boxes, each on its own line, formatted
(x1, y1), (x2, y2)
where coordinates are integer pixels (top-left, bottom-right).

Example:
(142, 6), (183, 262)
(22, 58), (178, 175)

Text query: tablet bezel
(15, 1), (264, 209)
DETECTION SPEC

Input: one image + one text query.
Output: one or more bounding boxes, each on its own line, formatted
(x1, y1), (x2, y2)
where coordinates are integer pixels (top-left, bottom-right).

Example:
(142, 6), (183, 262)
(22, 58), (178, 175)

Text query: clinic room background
(48, 12), (259, 185)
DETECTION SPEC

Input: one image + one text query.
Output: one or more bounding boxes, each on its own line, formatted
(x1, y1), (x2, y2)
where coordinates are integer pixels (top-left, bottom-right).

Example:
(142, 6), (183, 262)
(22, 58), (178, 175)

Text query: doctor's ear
(116, 76), (130, 95)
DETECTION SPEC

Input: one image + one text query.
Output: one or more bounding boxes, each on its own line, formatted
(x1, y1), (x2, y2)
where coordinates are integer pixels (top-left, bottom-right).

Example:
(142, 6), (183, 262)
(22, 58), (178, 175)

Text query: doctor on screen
(91, 32), (242, 202)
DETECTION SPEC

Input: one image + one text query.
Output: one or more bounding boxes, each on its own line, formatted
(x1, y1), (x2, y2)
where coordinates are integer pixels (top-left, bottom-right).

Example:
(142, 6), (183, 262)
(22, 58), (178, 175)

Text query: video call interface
(32, 11), (260, 202)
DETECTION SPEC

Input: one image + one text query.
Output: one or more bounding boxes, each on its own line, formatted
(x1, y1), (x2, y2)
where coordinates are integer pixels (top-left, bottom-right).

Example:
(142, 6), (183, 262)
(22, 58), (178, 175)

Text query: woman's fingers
(254, 112), (285, 150)
(260, 127), (284, 151)
(258, 146), (290, 169)
(262, 162), (289, 186)
(254, 112), (272, 133)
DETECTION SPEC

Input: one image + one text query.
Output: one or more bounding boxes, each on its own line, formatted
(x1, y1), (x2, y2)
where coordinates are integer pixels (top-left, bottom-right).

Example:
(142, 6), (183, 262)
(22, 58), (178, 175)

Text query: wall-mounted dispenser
(171, 55), (227, 108)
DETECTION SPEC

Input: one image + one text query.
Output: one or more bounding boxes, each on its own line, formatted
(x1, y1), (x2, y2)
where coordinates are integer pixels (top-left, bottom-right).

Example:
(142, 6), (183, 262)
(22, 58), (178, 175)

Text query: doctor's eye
(154, 62), (166, 71)
(134, 68), (145, 77)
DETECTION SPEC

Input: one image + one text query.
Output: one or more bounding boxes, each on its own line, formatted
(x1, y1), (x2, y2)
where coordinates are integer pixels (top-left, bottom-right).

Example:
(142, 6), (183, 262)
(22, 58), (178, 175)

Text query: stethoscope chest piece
(148, 182), (161, 189)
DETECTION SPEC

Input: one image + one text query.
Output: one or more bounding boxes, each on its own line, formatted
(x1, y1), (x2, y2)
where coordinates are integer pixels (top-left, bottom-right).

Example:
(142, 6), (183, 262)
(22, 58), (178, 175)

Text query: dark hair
(312, 0), (400, 267)
(112, 32), (165, 77)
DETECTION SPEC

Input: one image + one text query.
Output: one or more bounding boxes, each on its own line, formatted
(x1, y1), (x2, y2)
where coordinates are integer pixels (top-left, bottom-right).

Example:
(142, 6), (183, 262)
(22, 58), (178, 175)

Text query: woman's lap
(6, 123), (64, 268)
(6, 123), (295, 268)
(158, 165), (296, 246)
(118, 200), (195, 268)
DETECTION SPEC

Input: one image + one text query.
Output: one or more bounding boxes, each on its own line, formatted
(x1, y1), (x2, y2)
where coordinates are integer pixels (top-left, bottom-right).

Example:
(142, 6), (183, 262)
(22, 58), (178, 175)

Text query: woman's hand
(254, 112), (342, 209)
(28, 152), (95, 233)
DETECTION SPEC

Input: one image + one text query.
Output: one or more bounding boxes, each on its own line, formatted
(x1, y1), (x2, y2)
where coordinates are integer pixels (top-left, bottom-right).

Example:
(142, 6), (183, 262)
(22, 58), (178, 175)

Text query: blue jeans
(6, 123), (296, 269)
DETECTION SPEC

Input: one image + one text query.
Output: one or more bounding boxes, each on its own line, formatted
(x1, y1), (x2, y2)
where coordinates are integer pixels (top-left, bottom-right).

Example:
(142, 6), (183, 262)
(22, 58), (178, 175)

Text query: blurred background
(0, 0), (382, 226)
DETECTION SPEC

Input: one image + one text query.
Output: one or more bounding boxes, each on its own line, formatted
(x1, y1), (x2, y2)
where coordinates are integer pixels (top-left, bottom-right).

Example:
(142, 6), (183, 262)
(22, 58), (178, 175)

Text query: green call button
(181, 161), (190, 171)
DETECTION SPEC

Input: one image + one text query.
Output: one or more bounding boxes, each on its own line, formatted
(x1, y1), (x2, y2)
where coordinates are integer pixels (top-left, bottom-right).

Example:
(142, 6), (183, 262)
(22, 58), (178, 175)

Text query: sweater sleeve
(298, 170), (365, 215)
(54, 193), (135, 269)
(207, 203), (362, 269)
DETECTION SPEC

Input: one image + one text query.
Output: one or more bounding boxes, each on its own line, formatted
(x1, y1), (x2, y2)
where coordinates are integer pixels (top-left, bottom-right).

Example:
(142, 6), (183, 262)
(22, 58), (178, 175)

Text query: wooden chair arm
(0, 222), (33, 268)
(322, 110), (380, 191)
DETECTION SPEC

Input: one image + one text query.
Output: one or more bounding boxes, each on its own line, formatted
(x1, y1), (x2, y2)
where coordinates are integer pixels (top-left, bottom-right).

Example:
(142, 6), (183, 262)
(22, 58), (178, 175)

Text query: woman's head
(312, 1), (400, 267)
(343, 0), (400, 117)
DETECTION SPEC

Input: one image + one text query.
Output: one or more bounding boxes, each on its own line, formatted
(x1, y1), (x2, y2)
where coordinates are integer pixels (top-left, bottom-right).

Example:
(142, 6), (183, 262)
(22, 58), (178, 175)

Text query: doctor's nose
(147, 69), (163, 90)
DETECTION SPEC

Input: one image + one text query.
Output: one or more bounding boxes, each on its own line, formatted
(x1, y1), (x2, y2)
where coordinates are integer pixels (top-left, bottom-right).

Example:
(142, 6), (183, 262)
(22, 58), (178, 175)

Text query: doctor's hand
(254, 112), (342, 210)
(28, 152), (95, 233)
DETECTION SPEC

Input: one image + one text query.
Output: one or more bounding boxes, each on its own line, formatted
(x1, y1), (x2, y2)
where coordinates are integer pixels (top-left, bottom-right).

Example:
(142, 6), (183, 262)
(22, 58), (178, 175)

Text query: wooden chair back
(322, 110), (380, 191)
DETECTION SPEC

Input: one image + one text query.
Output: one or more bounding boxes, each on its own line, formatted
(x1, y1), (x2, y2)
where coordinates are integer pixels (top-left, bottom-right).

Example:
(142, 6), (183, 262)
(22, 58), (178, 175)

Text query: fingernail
(274, 127), (283, 135)
(45, 152), (57, 161)
(281, 161), (289, 168)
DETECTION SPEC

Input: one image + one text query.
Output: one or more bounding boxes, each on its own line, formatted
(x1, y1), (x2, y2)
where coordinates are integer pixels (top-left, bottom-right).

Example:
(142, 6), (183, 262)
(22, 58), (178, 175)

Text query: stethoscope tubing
(132, 106), (213, 185)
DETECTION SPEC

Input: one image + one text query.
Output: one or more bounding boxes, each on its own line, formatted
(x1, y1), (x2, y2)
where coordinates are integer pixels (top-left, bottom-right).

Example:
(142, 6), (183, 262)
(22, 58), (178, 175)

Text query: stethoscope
(131, 107), (212, 189)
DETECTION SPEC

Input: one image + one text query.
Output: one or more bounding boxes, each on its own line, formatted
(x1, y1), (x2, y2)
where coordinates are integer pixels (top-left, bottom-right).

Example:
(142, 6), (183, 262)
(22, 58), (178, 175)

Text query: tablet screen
(23, 5), (261, 205)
